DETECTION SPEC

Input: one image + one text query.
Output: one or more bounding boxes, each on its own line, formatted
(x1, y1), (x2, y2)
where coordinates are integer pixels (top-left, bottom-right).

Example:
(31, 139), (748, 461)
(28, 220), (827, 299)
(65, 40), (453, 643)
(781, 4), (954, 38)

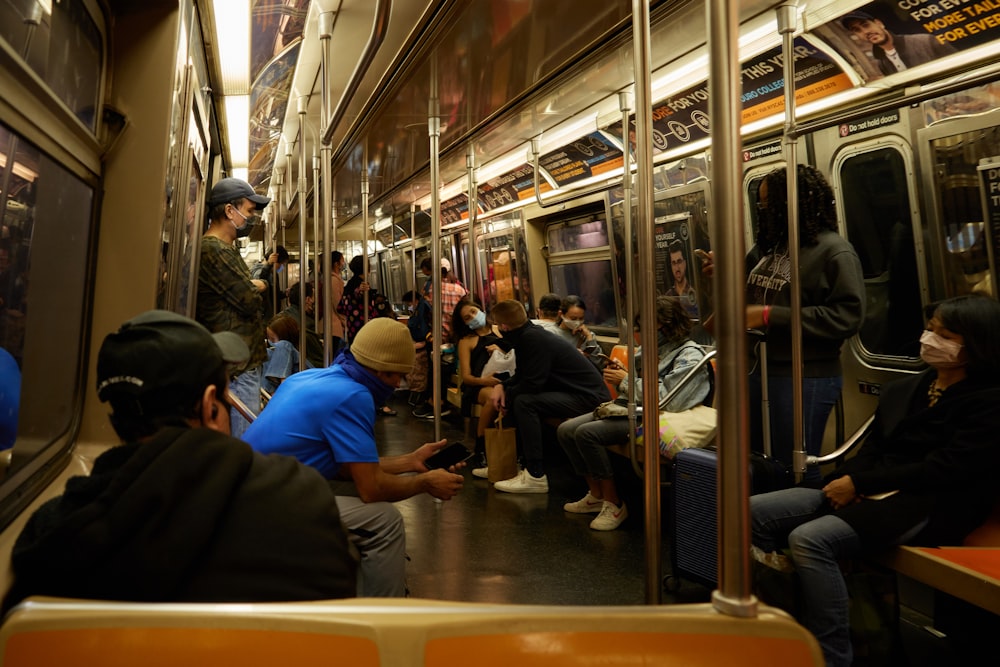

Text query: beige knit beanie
(351, 318), (415, 373)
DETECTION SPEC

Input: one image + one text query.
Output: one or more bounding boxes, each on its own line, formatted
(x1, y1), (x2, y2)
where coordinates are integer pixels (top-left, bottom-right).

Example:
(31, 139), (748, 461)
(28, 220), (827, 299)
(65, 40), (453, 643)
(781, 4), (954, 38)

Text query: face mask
(230, 207), (259, 238)
(468, 311), (486, 330)
(407, 304), (415, 313)
(562, 318), (583, 331)
(919, 330), (965, 368)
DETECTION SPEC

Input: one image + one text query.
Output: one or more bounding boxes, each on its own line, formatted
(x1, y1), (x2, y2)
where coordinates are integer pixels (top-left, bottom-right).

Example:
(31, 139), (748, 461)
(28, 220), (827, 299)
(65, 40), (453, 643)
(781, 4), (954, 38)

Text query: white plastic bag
(481, 348), (516, 379)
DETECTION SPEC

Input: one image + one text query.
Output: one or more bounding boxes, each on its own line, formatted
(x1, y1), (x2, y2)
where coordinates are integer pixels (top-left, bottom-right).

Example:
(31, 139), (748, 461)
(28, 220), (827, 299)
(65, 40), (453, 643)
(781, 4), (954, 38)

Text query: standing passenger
(702, 165), (864, 479)
(490, 300), (609, 494)
(196, 177), (270, 438)
(242, 318), (464, 597)
(2, 311), (357, 612)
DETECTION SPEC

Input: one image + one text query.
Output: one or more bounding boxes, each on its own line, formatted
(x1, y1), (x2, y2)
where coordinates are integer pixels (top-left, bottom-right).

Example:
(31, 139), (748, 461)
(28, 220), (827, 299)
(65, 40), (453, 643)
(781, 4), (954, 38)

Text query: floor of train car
(376, 391), (713, 605)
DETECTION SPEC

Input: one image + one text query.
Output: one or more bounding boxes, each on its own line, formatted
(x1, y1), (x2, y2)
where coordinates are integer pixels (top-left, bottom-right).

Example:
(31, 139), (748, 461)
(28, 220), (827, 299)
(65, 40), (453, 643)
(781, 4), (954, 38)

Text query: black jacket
(830, 371), (1000, 546)
(3, 427), (357, 611)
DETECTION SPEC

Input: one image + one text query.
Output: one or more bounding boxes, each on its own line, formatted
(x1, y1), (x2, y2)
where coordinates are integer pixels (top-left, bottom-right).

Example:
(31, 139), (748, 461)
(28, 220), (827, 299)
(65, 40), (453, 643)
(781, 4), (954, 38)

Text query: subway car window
(548, 259), (617, 328)
(928, 125), (1000, 298)
(839, 148), (923, 358)
(0, 0), (102, 132)
(0, 121), (94, 462)
(546, 217), (609, 252)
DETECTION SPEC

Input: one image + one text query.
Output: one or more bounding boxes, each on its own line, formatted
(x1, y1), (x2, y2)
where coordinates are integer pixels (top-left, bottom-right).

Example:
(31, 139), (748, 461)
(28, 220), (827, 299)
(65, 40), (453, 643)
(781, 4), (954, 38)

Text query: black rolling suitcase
(667, 334), (790, 590)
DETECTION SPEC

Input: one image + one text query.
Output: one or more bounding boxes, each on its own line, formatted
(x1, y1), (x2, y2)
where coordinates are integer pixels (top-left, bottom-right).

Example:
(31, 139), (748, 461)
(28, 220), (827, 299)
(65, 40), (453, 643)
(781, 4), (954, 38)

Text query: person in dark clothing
(489, 300), (609, 494)
(280, 281), (324, 369)
(2, 310), (357, 613)
(751, 294), (1000, 667)
(251, 245), (289, 320)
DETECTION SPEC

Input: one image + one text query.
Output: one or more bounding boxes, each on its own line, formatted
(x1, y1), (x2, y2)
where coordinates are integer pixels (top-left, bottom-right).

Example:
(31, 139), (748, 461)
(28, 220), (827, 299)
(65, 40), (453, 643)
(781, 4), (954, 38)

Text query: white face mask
(919, 330), (965, 369)
(562, 318), (583, 331)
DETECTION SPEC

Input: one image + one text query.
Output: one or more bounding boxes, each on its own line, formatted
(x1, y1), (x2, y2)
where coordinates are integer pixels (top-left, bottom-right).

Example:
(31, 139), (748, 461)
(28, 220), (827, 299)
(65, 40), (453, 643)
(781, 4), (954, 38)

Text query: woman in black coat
(750, 294), (1000, 667)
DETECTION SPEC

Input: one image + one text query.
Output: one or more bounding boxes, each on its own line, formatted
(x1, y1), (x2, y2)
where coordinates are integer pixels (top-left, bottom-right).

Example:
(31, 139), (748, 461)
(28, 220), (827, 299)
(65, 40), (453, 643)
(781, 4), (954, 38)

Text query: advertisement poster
(537, 131), (624, 187)
(478, 164), (552, 212)
(654, 214), (700, 321)
(811, 0), (999, 84)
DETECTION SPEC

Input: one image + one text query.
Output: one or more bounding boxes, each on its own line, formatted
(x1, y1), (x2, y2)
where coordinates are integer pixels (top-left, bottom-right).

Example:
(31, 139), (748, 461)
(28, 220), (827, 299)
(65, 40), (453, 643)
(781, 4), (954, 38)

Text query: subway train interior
(1, 0), (1000, 664)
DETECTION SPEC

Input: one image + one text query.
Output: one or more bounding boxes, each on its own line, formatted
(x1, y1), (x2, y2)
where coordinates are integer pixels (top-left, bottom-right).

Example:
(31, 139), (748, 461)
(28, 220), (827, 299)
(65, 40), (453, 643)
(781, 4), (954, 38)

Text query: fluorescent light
(214, 0), (250, 95)
(478, 147), (529, 183)
(538, 113), (599, 153)
(225, 95), (249, 168)
(231, 167), (248, 181)
(0, 153), (38, 182)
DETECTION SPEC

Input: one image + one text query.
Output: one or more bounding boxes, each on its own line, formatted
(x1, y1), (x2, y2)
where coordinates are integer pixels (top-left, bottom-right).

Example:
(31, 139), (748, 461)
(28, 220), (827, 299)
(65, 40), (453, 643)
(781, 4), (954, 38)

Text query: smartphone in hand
(424, 443), (474, 470)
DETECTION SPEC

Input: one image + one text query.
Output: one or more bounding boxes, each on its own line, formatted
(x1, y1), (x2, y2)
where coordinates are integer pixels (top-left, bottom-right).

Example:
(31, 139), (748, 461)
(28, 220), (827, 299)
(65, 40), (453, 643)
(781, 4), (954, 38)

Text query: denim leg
(334, 496), (407, 597)
(787, 514), (862, 667)
(573, 417), (628, 479)
(750, 373), (841, 484)
(750, 487), (827, 553)
(557, 413), (592, 477)
(513, 391), (598, 476)
(228, 365), (261, 440)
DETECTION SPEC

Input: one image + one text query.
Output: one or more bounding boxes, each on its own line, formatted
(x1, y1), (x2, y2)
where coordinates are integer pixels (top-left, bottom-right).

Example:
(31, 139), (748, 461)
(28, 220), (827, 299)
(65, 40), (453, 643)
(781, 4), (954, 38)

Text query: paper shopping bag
(485, 415), (518, 483)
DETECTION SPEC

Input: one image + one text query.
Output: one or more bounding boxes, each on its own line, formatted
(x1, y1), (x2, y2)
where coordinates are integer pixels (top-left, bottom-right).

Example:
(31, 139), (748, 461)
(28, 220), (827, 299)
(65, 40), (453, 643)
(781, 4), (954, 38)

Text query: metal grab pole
(707, 0), (755, 617)
(630, 0), (661, 605)
(619, 91), (643, 480)
(779, 2), (806, 483)
(297, 96), (309, 371)
(362, 140), (370, 324)
(319, 11), (335, 367)
(466, 145), (479, 304)
(429, 54), (443, 441)
(312, 144), (321, 361)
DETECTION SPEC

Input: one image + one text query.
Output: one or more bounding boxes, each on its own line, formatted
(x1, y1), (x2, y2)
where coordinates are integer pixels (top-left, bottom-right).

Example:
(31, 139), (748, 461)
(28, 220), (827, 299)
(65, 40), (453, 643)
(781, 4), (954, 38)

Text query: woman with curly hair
(704, 164), (865, 480)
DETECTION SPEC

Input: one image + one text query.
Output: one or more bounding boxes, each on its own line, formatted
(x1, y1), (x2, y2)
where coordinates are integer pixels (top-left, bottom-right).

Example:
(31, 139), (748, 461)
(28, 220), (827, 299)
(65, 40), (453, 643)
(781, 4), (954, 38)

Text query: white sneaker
(472, 466), (488, 479)
(494, 469), (548, 494)
(590, 501), (628, 531)
(563, 492), (604, 514)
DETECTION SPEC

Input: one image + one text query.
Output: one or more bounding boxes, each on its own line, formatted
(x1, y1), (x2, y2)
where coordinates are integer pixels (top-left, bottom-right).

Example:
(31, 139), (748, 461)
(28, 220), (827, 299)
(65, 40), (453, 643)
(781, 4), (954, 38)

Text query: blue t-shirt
(0, 348), (19, 450)
(243, 364), (378, 478)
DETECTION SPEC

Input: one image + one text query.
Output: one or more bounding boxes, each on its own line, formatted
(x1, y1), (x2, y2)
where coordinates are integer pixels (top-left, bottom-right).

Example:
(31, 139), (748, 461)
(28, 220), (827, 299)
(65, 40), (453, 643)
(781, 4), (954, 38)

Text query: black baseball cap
(97, 310), (248, 412)
(207, 177), (271, 209)
(840, 11), (876, 29)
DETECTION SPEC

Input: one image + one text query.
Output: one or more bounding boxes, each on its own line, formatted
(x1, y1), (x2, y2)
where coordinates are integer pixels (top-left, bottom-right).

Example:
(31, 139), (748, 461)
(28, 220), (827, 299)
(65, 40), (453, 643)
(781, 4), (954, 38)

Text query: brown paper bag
(485, 415), (518, 483)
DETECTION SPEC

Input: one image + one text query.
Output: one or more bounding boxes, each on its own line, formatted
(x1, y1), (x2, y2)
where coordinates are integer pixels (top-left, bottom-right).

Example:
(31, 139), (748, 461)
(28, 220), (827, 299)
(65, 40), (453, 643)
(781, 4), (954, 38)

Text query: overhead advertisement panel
(478, 164), (555, 213)
(537, 131), (625, 188)
(603, 38), (851, 155)
(810, 0), (996, 85)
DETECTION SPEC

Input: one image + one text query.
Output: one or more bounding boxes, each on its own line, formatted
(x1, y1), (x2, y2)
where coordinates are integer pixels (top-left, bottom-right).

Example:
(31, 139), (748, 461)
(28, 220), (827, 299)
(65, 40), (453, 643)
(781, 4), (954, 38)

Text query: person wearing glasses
(665, 240), (699, 320)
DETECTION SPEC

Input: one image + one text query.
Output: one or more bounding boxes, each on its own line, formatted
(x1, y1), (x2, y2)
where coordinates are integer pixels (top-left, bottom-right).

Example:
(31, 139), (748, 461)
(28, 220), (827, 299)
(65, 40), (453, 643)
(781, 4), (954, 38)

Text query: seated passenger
(279, 281), (324, 369)
(557, 296), (710, 530)
(531, 292), (563, 335)
(490, 300), (610, 494)
(2, 311), (356, 612)
(402, 290), (432, 407)
(242, 318), (464, 597)
(555, 295), (604, 368)
(262, 313), (311, 394)
(452, 299), (507, 477)
(750, 294), (1000, 667)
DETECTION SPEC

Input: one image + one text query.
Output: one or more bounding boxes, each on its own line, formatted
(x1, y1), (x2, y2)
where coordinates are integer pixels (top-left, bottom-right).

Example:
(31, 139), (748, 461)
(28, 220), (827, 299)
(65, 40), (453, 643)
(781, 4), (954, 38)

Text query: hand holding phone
(424, 443), (474, 470)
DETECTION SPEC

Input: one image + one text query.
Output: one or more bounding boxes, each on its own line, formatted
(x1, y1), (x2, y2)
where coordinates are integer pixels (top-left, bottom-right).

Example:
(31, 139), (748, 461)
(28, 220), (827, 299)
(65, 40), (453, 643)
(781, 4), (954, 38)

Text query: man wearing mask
(196, 177), (271, 438)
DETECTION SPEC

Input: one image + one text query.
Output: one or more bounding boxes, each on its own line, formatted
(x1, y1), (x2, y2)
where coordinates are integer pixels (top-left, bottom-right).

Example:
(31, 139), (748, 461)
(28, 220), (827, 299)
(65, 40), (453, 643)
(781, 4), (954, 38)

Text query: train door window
(0, 121), (95, 468)
(920, 122), (1000, 299)
(837, 145), (924, 359)
(479, 232), (518, 309)
(546, 211), (616, 331)
(0, 0), (103, 132)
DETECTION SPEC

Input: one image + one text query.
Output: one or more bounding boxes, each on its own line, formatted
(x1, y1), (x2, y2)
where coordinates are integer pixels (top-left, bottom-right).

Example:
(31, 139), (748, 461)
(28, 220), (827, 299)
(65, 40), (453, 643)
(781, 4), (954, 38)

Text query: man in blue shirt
(244, 318), (464, 596)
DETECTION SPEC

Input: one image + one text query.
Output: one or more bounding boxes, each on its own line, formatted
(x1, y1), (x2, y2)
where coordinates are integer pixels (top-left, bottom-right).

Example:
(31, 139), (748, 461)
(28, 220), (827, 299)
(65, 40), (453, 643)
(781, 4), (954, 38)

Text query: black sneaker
(412, 404), (434, 419)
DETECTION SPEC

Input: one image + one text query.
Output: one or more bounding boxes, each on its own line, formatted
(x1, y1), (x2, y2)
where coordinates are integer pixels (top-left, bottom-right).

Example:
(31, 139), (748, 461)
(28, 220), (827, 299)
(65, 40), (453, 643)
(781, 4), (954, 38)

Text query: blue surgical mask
(469, 311), (486, 330)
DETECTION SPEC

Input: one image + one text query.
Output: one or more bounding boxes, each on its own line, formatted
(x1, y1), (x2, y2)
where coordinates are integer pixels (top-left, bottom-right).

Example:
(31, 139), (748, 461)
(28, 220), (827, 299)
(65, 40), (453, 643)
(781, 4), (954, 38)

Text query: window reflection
(0, 122), (94, 461)
(0, 0), (102, 131)
(549, 260), (616, 328)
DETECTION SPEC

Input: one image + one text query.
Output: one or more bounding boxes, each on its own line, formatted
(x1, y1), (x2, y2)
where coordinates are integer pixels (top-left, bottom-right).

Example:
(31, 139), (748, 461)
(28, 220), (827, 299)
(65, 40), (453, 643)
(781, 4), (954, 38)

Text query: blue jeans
(228, 366), (261, 440)
(751, 487), (860, 667)
(557, 412), (631, 480)
(750, 372), (842, 484)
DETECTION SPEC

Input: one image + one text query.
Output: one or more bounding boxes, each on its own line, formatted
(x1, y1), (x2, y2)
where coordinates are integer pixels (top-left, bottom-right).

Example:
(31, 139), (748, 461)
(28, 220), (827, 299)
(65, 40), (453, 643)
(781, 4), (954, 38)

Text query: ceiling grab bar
(321, 0), (391, 145)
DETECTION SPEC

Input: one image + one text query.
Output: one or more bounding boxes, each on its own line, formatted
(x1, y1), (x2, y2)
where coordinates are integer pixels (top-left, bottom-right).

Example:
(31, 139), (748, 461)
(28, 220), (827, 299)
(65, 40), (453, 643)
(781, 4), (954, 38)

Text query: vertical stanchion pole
(429, 54), (443, 441)
(319, 11), (335, 366)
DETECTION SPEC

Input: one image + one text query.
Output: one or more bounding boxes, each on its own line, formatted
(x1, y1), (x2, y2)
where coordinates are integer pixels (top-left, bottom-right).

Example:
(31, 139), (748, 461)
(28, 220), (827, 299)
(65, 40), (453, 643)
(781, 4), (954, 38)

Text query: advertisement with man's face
(812, 0), (998, 84)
